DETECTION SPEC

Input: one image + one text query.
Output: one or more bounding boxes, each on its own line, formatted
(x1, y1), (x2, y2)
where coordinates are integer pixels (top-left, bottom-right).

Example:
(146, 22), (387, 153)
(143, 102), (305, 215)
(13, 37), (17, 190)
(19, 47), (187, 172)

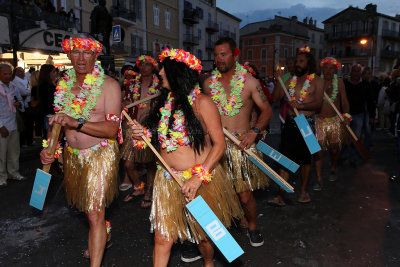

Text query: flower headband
(136, 55), (158, 69)
(320, 57), (341, 70)
(298, 45), (311, 54)
(243, 62), (256, 77)
(124, 70), (139, 77)
(159, 48), (202, 73)
(61, 37), (102, 53)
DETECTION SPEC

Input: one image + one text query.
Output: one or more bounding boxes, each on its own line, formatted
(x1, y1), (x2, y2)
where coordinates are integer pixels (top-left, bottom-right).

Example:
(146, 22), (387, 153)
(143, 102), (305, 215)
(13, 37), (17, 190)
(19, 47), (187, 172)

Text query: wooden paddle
(277, 76), (321, 154)
(30, 123), (62, 210)
(323, 92), (370, 160)
(122, 110), (244, 262)
(125, 92), (161, 109)
(223, 128), (294, 193)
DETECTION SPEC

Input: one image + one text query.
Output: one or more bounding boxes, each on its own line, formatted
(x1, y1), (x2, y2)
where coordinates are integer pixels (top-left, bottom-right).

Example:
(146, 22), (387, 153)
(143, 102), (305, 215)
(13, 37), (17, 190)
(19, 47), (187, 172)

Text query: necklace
(209, 62), (247, 117)
(321, 74), (339, 102)
(158, 85), (201, 152)
(124, 74), (160, 108)
(288, 73), (315, 103)
(54, 63), (104, 119)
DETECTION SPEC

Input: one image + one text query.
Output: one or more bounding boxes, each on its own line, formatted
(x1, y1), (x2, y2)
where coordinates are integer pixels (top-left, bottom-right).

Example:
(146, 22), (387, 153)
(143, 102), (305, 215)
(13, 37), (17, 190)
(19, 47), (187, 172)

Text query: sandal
(122, 182), (145, 203)
(297, 192), (311, 203)
(267, 196), (286, 207)
(83, 221), (112, 259)
(119, 183), (132, 191)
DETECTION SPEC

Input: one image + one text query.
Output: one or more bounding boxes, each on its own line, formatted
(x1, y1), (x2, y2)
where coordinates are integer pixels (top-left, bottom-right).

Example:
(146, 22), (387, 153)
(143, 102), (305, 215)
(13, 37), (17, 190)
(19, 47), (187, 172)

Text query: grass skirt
(222, 139), (269, 193)
(120, 127), (155, 163)
(315, 116), (347, 150)
(150, 164), (243, 243)
(64, 140), (119, 213)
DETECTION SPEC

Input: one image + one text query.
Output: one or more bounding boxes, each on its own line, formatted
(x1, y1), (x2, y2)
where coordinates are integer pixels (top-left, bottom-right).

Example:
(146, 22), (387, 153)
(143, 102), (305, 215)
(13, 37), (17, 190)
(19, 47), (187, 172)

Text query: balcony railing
(110, 6), (136, 23)
(325, 29), (373, 40)
(111, 44), (150, 58)
(183, 8), (199, 24)
(381, 29), (400, 40)
(206, 21), (218, 32)
(183, 34), (199, 45)
(331, 49), (371, 58)
(381, 49), (400, 58)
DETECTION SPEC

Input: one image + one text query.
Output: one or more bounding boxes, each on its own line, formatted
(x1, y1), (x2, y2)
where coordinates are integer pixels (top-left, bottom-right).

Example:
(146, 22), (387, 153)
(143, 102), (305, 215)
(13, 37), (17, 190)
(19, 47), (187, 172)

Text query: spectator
(29, 71), (42, 138)
(38, 64), (57, 138)
(67, 8), (75, 23)
(0, 63), (27, 188)
(25, 67), (35, 86)
(377, 77), (392, 131)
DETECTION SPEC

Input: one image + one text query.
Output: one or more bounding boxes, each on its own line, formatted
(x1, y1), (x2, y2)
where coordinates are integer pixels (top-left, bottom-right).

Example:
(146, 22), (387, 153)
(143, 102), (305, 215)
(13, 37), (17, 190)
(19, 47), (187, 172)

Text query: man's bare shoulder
(102, 75), (121, 95)
(244, 73), (259, 91)
(312, 75), (324, 88)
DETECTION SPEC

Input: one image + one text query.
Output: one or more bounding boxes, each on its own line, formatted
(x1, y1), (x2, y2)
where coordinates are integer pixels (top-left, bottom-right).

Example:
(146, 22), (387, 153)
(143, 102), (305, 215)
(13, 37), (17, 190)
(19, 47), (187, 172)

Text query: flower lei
(209, 62), (247, 117)
(158, 85), (201, 152)
(54, 63), (104, 120)
(288, 73), (315, 103)
(321, 74), (339, 103)
(42, 139), (63, 159)
(124, 74), (160, 108)
(191, 164), (212, 184)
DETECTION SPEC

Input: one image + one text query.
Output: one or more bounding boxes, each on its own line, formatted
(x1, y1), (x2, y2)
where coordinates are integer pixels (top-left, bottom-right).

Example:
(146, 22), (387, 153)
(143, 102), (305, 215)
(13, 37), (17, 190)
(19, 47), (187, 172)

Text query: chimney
(365, 3), (377, 13)
(291, 16), (298, 21)
(314, 20), (317, 26)
(303, 17), (307, 23)
(309, 17), (313, 24)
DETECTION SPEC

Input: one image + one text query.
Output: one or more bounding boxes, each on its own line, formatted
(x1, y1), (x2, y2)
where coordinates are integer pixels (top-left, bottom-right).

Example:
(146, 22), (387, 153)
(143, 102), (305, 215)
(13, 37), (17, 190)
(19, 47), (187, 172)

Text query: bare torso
(319, 77), (345, 117)
(64, 76), (116, 149)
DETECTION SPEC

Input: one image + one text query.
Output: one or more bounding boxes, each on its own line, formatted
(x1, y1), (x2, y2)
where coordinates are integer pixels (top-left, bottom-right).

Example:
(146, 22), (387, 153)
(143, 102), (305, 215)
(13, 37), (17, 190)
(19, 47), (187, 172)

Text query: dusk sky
(216, 0), (400, 28)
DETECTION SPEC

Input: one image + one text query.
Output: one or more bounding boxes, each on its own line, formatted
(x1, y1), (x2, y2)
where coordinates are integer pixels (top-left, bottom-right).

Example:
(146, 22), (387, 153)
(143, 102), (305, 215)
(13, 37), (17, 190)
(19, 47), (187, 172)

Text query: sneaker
(247, 229), (264, 247)
(0, 180), (7, 188)
(328, 171), (337, 182)
(180, 243), (202, 263)
(118, 183), (132, 191)
(312, 181), (323, 191)
(9, 173), (26, 181)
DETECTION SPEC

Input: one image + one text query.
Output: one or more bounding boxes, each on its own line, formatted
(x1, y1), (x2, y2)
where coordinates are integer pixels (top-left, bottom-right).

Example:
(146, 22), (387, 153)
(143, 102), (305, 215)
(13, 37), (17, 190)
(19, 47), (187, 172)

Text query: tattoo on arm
(256, 84), (267, 102)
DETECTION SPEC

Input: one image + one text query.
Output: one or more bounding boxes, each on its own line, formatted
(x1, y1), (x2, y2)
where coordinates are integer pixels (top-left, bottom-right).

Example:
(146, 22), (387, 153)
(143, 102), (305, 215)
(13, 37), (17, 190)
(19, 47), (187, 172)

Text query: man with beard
(268, 46), (323, 205)
(204, 37), (272, 247)
(120, 55), (159, 208)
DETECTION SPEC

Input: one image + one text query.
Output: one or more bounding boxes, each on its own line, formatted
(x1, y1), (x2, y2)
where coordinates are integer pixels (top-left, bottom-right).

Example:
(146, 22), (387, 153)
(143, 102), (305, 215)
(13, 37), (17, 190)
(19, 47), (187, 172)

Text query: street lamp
(360, 38), (374, 74)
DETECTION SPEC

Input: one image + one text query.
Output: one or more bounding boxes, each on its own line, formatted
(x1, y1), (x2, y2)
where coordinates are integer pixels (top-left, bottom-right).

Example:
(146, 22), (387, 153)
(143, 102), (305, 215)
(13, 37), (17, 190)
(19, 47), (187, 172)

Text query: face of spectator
(295, 54), (308, 77)
(50, 68), (58, 82)
(286, 59), (295, 74)
(139, 62), (154, 77)
(350, 65), (362, 81)
(362, 69), (371, 81)
(15, 67), (25, 79)
(214, 43), (236, 73)
(68, 48), (98, 75)
(0, 67), (13, 85)
(159, 67), (170, 90)
(322, 64), (337, 80)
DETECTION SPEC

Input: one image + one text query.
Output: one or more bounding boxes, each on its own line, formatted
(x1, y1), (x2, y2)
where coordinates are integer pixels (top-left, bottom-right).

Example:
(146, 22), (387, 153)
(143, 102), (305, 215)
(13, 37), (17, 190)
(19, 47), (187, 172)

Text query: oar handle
(125, 92), (161, 109)
(323, 92), (358, 141)
(122, 110), (183, 187)
(43, 123), (62, 173)
(222, 128), (293, 191)
(277, 76), (299, 116)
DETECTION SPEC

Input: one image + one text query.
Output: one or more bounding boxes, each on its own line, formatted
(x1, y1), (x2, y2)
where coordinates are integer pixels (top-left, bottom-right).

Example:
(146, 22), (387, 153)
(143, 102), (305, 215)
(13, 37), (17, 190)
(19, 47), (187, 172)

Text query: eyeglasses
(70, 50), (95, 58)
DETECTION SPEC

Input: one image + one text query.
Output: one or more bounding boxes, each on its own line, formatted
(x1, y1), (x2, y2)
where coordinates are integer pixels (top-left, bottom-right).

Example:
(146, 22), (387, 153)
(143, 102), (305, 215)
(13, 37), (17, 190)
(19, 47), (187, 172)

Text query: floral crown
(136, 55), (158, 69)
(61, 37), (102, 53)
(124, 70), (139, 77)
(298, 45), (311, 54)
(243, 62), (256, 77)
(159, 48), (202, 73)
(320, 57), (341, 70)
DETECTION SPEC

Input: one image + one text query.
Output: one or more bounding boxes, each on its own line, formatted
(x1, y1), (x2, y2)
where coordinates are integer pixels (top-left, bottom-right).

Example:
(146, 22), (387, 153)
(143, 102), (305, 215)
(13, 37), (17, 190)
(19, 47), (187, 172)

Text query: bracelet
(42, 139), (63, 159)
(105, 220), (111, 235)
(191, 164), (213, 184)
(342, 113), (352, 122)
(133, 181), (145, 191)
(132, 127), (152, 149)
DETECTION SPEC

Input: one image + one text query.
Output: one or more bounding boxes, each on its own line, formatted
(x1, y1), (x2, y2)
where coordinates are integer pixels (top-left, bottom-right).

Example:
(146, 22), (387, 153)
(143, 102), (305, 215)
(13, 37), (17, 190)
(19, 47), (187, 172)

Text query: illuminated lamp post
(360, 38), (374, 75)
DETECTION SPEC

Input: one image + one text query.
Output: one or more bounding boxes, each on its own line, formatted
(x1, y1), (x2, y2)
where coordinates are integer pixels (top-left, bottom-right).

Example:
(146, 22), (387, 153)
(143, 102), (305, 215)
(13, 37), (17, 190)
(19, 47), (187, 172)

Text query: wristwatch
(77, 118), (86, 130)
(251, 126), (261, 134)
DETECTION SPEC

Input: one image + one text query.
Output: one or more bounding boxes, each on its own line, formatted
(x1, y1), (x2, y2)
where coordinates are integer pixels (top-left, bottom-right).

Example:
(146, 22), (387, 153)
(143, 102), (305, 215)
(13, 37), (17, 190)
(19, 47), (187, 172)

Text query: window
(198, 29), (202, 40)
(247, 50), (253, 60)
(284, 48), (288, 58)
(363, 21), (369, 32)
(196, 7), (203, 19)
(165, 11), (170, 30)
(332, 24), (337, 36)
(262, 37), (266, 44)
(261, 48), (266, 60)
(198, 49), (202, 60)
(347, 23), (352, 33)
(153, 6), (159, 26)
(319, 35), (323, 44)
(311, 33), (315, 43)
(261, 67), (266, 77)
(248, 39), (253, 45)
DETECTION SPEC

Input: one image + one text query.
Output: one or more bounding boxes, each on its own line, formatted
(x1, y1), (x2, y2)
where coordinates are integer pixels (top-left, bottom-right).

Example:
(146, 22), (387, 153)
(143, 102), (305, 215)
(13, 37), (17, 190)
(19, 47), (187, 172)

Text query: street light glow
(360, 39), (367, 45)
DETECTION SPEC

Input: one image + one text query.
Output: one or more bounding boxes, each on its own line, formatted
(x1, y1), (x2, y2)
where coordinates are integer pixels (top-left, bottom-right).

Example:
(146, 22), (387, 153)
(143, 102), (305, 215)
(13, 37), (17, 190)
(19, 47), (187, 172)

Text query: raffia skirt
(222, 139), (269, 193)
(315, 116), (347, 150)
(150, 163), (243, 243)
(64, 140), (119, 213)
(120, 127), (155, 163)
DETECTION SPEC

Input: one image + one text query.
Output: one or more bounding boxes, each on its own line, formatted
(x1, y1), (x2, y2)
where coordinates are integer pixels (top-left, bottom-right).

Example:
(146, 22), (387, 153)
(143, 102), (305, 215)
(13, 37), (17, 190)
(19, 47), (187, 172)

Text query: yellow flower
(42, 139), (49, 148)
(170, 131), (183, 139)
(226, 104), (232, 111)
(84, 74), (96, 85)
(183, 169), (192, 180)
(59, 80), (67, 88)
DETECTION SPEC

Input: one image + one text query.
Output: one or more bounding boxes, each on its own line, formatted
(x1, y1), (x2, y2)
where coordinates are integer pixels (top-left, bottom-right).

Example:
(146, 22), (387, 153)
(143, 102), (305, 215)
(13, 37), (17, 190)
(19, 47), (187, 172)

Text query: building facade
(323, 4), (400, 74)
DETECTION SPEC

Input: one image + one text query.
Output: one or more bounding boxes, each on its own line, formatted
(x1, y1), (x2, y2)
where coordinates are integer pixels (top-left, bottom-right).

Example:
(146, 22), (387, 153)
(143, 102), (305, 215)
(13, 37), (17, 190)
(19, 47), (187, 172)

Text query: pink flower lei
(288, 73), (315, 104)
(123, 74), (160, 109)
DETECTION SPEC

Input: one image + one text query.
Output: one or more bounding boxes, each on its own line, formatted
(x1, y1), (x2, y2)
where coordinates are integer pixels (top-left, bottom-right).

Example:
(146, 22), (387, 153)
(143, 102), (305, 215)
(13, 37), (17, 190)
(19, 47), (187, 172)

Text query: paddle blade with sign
(29, 123), (62, 210)
(277, 77), (321, 155)
(112, 25), (121, 42)
(256, 141), (299, 173)
(121, 111), (244, 263)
